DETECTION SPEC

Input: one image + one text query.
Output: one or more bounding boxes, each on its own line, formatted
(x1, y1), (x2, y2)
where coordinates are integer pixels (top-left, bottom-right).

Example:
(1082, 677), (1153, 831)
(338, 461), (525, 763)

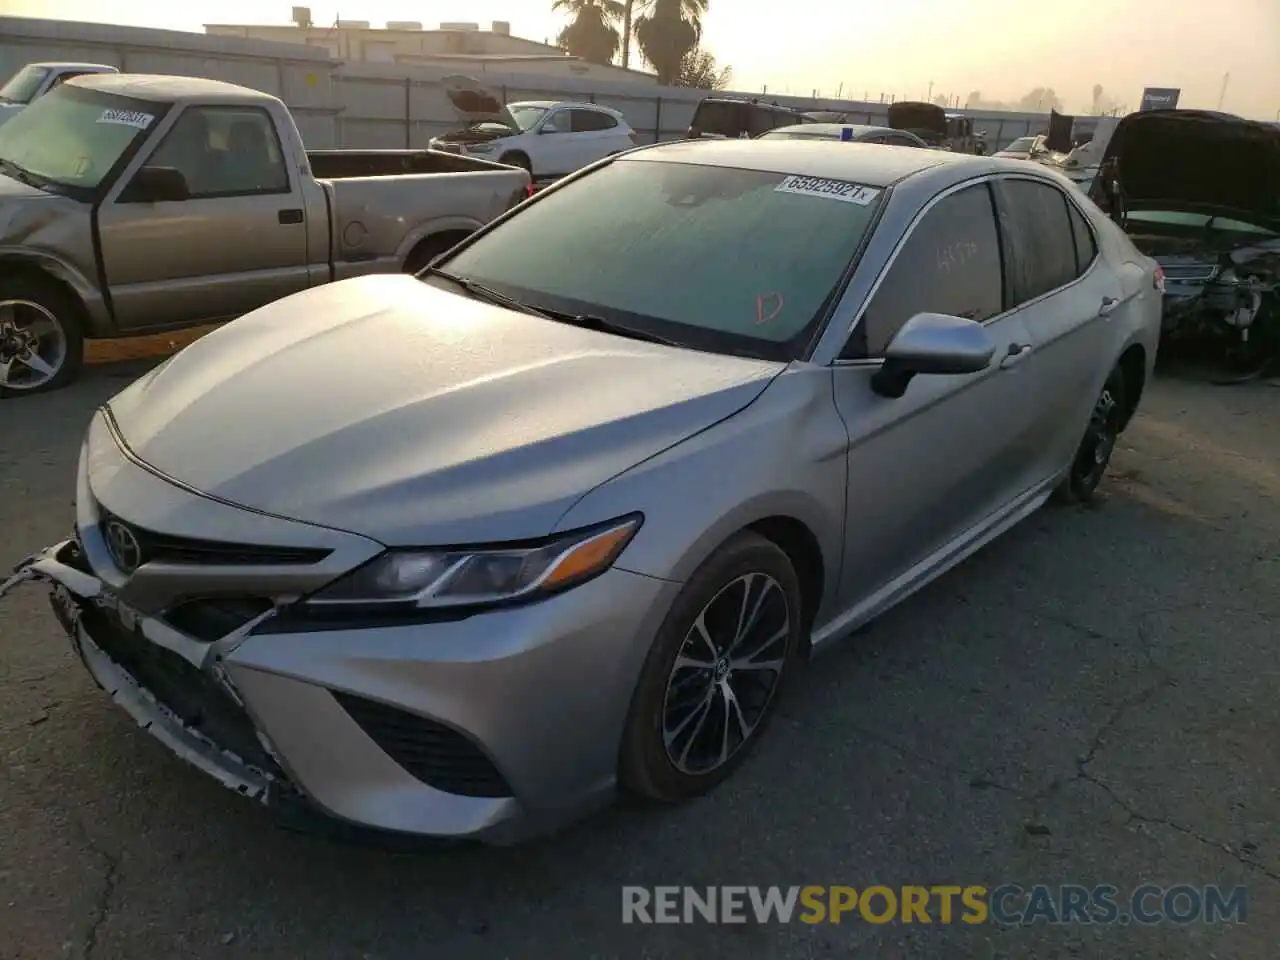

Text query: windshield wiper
(424, 267), (557, 320)
(0, 158), (39, 187)
(533, 306), (682, 347)
(425, 268), (678, 346)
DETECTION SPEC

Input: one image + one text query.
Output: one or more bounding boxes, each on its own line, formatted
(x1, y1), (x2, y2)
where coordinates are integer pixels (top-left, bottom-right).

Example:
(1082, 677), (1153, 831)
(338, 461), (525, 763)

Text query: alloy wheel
(0, 299), (67, 392)
(1071, 384), (1120, 491)
(660, 572), (791, 776)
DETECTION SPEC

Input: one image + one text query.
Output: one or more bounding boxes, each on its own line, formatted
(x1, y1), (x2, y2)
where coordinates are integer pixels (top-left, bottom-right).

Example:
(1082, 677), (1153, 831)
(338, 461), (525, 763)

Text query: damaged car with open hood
(427, 75), (639, 179)
(1091, 109), (1280, 369)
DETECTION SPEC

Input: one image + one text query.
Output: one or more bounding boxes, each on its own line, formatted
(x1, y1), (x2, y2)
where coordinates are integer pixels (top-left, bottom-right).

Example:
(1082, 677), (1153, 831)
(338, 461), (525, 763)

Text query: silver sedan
(4, 139), (1162, 843)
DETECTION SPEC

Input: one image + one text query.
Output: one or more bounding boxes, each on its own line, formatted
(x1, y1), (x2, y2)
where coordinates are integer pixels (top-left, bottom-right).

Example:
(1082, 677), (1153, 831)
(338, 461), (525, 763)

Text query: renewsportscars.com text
(621, 885), (1248, 926)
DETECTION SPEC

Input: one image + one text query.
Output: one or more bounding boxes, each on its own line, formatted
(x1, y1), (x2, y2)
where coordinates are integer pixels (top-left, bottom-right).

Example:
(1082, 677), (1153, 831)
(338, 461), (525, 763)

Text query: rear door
(568, 108), (621, 166)
(98, 104), (311, 331)
(990, 176), (1127, 481)
(831, 180), (1041, 608)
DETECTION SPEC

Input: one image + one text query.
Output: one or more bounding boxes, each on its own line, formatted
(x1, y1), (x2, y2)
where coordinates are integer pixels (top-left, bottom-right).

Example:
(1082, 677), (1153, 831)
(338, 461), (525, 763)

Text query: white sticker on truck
(96, 109), (155, 130)
(774, 175), (880, 205)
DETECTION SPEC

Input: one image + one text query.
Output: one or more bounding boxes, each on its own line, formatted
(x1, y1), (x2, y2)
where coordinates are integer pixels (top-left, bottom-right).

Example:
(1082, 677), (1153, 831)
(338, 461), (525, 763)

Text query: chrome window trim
(828, 170), (1100, 369)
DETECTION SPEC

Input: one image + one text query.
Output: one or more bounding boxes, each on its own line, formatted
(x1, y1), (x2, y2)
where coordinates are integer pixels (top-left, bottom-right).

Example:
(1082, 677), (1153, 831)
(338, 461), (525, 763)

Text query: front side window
(139, 106), (289, 198)
(0, 65), (51, 105)
(439, 158), (885, 361)
(0, 85), (162, 194)
(995, 179), (1078, 303)
(845, 182), (1004, 359)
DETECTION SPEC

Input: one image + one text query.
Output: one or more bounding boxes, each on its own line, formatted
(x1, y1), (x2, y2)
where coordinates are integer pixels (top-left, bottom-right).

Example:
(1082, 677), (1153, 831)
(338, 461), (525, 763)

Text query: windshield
(1125, 210), (1279, 236)
(507, 105), (547, 132)
(0, 85), (161, 194)
(438, 158), (884, 361)
(1005, 137), (1037, 152)
(0, 65), (51, 105)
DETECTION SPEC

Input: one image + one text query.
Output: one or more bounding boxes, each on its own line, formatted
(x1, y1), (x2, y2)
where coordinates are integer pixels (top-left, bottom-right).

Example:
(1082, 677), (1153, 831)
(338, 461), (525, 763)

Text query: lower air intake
(332, 692), (513, 798)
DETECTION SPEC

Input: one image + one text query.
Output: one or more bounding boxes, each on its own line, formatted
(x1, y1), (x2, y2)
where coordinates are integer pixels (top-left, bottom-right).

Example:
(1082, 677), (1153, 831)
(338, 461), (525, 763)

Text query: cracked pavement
(1, 361), (1277, 959)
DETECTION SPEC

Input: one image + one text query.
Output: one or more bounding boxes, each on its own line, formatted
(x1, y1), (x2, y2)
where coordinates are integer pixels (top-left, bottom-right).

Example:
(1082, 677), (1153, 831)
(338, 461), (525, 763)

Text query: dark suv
(687, 97), (811, 140)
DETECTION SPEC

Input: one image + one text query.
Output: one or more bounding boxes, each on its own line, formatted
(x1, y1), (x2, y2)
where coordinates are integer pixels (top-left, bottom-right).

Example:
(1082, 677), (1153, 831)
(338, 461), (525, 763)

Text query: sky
(4, 0), (1279, 118)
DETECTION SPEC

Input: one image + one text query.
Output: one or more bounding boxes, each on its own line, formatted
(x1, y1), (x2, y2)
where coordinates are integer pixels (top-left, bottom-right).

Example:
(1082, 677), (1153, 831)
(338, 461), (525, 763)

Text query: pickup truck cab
(0, 62), (120, 130)
(0, 74), (530, 395)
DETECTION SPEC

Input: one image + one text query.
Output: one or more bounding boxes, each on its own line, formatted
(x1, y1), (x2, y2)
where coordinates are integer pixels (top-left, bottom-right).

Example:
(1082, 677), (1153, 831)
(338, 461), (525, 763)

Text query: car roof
(512, 99), (619, 114)
(768, 123), (902, 139)
(626, 138), (976, 187)
(67, 73), (268, 104)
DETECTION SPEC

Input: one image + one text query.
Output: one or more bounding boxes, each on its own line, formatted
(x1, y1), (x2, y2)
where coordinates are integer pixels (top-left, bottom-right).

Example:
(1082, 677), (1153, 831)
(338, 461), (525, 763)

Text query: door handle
(999, 342), (1032, 369)
(1098, 296), (1120, 318)
(278, 208), (304, 225)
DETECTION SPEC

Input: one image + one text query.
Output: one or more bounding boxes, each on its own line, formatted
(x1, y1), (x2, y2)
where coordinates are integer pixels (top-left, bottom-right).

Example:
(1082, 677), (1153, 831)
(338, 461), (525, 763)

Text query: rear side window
(846, 183), (1004, 358)
(571, 109), (616, 132)
(1066, 201), (1097, 273)
(441, 159), (885, 361)
(995, 179), (1078, 303)
(690, 101), (743, 137)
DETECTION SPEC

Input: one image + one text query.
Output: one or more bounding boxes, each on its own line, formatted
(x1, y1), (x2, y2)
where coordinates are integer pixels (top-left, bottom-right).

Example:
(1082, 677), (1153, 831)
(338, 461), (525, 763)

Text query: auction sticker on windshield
(97, 109), (155, 130)
(775, 175), (880, 205)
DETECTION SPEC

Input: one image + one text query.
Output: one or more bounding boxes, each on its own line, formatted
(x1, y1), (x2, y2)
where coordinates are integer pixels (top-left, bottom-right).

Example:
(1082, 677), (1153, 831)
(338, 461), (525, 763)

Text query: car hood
(1096, 110), (1280, 229)
(441, 74), (519, 134)
(104, 274), (782, 546)
(0, 103), (23, 128)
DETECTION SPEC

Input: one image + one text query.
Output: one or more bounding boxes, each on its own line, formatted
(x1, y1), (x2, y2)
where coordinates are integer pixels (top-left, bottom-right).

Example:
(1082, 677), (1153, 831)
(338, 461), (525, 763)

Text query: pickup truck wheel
(498, 151), (532, 174)
(0, 277), (84, 398)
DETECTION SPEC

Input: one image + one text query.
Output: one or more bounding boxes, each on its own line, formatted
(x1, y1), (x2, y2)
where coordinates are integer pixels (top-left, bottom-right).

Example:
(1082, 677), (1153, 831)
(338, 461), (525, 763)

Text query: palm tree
(553, 0), (625, 67)
(634, 0), (708, 85)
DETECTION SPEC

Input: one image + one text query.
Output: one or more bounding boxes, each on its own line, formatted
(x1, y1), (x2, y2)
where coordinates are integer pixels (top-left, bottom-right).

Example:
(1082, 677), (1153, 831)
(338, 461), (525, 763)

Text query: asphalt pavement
(1, 360), (1277, 959)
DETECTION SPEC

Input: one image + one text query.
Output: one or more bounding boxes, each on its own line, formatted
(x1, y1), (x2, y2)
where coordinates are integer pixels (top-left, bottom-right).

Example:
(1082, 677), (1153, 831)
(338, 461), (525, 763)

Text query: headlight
(467, 143), (496, 154)
(307, 514), (642, 609)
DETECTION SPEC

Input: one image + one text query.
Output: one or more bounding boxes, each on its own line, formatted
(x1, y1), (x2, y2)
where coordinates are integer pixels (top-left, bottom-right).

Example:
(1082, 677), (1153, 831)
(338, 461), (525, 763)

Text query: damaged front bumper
(6, 540), (284, 803)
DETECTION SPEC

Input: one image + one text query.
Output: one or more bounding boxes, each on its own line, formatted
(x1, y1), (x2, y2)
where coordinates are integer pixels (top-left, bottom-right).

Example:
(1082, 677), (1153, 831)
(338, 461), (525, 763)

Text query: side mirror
(124, 166), (190, 203)
(870, 312), (996, 398)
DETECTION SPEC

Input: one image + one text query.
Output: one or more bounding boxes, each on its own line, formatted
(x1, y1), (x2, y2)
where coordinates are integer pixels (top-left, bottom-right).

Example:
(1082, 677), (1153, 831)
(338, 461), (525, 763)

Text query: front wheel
(0, 276), (85, 398)
(620, 532), (803, 803)
(1053, 365), (1127, 504)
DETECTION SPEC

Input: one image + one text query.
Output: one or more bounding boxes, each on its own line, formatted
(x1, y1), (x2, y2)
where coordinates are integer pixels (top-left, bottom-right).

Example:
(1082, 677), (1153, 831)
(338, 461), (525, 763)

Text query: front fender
(0, 246), (110, 332)
(552, 366), (848, 619)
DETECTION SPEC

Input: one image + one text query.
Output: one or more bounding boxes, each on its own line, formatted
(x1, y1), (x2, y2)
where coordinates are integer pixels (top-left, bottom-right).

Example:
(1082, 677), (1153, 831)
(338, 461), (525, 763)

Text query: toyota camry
(2, 138), (1161, 843)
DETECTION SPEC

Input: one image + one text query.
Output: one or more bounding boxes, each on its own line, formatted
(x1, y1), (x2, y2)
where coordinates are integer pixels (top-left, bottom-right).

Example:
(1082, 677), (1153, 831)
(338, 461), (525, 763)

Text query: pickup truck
(0, 62), (120, 130)
(0, 73), (531, 395)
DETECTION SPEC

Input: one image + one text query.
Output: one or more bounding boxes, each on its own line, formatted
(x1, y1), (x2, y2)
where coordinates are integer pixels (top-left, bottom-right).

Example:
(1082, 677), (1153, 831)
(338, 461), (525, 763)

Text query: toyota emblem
(103, 519), (142, 575)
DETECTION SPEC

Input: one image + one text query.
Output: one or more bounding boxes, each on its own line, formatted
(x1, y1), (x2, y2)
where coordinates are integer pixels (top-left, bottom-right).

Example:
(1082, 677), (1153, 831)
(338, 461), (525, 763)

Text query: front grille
(332, 692), (513, 798)
(165, 598), (275, 643)
(77, 601), (282, 777)
(97, 509), (331, 567)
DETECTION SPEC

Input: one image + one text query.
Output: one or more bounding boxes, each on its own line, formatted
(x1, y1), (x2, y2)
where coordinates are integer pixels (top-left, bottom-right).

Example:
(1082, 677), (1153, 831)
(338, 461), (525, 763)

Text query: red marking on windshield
(756, 292), (784, 325)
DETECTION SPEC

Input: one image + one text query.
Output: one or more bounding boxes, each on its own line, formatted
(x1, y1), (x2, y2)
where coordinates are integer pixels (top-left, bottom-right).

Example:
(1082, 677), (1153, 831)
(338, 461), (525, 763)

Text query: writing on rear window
(97, 109), (154, 130)
(775, 175), (880, 206)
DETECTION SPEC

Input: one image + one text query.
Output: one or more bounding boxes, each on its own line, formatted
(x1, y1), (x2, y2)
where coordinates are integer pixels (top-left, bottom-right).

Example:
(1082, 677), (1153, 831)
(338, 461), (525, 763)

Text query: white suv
(430, 76), (640, 179)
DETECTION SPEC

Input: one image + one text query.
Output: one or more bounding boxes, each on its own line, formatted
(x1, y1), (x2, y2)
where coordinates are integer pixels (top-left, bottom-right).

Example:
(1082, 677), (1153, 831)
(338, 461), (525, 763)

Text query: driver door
(831, 181), (1042, 610)
(97, 104), (311, 332)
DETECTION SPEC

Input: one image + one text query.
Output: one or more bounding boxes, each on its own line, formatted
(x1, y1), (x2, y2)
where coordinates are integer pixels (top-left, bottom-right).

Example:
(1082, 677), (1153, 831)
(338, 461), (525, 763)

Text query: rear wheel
(0, 275), (85, 398)
(620, 532), (803, 802)
(1053, 365), (1126, 504)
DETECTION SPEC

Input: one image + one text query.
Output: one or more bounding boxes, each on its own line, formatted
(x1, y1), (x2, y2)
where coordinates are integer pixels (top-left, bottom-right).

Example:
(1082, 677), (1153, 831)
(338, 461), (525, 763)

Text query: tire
(402, 232), (471, 275)
(1052, 364), (1127, 504)
(498, 151), (532, 174)
(0, 274), (85, 398)
(620, 531), (804, 803)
